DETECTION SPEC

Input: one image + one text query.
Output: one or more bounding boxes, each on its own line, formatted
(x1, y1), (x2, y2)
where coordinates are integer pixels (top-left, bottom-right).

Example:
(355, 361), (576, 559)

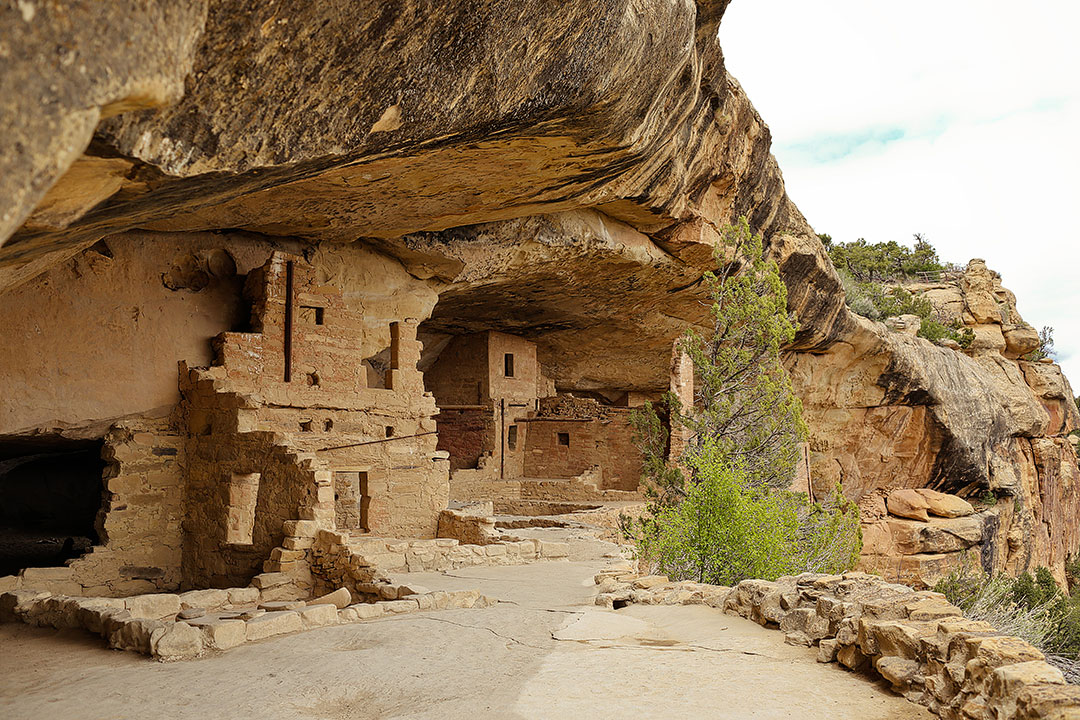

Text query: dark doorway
(0, 436), (105, 576)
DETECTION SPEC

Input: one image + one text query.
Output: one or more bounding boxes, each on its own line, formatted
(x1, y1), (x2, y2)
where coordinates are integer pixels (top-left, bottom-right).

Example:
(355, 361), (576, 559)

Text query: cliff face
(1, 1), (1076, 587)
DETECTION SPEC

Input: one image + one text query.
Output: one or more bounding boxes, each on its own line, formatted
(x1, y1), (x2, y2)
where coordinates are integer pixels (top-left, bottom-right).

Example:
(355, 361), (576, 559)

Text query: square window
(299, 306), (325, 325)
(504, 353), (515, 377)
(385, 426), (395, 438)
(557, 432), (570, 447)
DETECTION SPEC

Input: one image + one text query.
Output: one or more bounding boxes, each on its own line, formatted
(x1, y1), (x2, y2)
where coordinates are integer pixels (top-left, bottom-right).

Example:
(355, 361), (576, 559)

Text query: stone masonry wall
(521, 409), (640, 491)
(597, 572), (1080, 720)
(435, 408), (495, 471)
(3, 418), (186, 598)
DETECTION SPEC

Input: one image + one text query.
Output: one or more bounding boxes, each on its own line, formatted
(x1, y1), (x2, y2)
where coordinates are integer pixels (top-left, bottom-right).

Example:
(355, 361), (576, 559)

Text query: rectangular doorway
(333, 470), (369, 532)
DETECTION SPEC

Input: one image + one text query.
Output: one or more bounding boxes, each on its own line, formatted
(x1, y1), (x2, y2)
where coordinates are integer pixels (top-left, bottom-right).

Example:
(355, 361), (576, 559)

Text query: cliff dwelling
(4, 2), (1080, 718)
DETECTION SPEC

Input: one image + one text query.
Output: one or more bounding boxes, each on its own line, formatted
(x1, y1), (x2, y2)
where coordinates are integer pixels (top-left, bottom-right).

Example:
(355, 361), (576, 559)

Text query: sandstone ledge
(596, 572), (1080, 720)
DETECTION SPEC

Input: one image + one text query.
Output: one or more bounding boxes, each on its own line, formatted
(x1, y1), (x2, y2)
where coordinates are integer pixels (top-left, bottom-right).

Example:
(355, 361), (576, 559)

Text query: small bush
(641, 446), (861, 585)
(838, 268), (972, 347)
(935, 566), (1080, 659)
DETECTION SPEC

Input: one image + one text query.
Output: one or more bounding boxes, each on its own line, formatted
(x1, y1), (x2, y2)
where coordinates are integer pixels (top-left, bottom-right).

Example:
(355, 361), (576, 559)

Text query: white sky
(719, 0), (1080, 385)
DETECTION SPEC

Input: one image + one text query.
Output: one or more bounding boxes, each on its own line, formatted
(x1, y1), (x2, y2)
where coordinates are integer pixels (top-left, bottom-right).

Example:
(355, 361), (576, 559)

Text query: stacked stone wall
(597, 572), (1080, 720)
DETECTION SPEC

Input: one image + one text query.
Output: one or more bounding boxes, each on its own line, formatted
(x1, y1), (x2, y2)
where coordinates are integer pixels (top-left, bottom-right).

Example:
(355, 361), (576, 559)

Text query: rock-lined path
(0, 530), (930, 719)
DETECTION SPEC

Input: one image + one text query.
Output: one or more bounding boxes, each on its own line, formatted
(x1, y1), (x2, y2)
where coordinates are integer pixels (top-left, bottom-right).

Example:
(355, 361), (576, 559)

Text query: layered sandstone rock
(0, 1), (1076, 596)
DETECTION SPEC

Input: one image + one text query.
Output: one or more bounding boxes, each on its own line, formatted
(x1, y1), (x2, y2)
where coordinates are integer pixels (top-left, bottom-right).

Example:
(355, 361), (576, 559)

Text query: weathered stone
(887, 489), (932, 522)
(258, 600), (306, 611)
(186, 616), (247, 651)
(310, 587), (352, 609)
(837, 644), (869, 671)
(178, 589), (230, 611)
(150, 621), (204, 660)
(125, 593), (181, 620)
(876, 656), (922, 690)
(818, 638), (839, 663)
(244, 611), (302, 641)
(632, 575), (670, 590)
(914, 489), (975, 518)
(299, 603), (338, 629)
(227, 587), (261, 606)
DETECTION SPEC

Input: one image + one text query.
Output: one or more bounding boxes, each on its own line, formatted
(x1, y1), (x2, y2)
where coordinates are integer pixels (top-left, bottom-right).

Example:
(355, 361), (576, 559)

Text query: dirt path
(0, 531), (931, 720)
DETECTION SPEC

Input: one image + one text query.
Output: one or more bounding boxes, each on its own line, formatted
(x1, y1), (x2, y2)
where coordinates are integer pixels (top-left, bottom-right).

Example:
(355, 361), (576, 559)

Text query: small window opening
(299, 306), (325, 326)
(300, 420), (314, 432)
(507, 425), (518, 450)
(324, 419), (334, 432)
(385, 426), (395, 438)
(504, 353), (515, 377)
(307, 371), (320, 387)
(226, 472), (260, 545)
(557, 432), (570, 447)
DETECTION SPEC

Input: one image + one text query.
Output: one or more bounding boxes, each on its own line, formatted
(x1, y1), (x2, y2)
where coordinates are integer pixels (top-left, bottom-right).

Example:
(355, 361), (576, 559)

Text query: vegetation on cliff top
(623, 219), (861, 585)
(820, 233), (973, 348)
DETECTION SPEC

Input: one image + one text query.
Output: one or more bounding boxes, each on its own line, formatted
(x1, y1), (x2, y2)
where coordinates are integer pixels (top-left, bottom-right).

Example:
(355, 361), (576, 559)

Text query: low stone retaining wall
(1, 584), (495, 662)
(596, 571), (1080, 720)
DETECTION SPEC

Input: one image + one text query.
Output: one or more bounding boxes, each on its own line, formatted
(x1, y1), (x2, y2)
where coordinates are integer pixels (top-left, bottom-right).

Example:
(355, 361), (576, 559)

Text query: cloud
(780, 126), (908, 163)
(718, 1), (1080, 386)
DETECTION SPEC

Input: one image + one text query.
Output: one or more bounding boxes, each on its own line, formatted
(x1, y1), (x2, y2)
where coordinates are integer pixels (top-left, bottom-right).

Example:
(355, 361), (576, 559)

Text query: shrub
(643, 443), (860, 585)
(935, 566), (1080, 659)
(625, 218), (861, 583)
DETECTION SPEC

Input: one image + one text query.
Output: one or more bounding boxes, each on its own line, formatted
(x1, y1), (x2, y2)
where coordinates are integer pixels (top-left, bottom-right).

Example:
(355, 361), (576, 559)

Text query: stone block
(632, 575), (669, 590)
(299, 603), (339, 629)
(396, 583), (431, 598)
(310, 587), (351, 609)
(259, 600), (306, 611)
(251, 573), (290, 589)
(818, 638), (839, 663)
(989, 660), (1064, 700)
(151, 622), (204, 660)
(875, 656), (922, 691)
(258, 583), (300, 602)
(109, 618), (167, 654)
(1015, 682), (1080, 719)
(192, 618), (247, 651)
(178, 589), (230, 611)
(125, 593), (181, 619)
(349, 603), (386, 621)
(382, 599), (420, 614)
(837, 644), (869, 671)
(227, 587), (260, 605)
(446, 590), (481, 609)
(245, 610), (302, 641)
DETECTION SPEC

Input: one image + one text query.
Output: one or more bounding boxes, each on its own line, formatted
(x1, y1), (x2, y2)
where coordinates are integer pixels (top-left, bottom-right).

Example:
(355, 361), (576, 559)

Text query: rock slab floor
(0, 530), (931, 719)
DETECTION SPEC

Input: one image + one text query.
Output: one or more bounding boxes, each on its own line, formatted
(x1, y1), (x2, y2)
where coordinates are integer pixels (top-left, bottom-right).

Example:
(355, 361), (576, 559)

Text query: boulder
(887, 489), (931, 522)
(914, 489), (974, 518)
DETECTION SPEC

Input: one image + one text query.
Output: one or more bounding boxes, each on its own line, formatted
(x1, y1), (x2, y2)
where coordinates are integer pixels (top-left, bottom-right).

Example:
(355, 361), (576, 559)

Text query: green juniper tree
(625, 218), (861, 586)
